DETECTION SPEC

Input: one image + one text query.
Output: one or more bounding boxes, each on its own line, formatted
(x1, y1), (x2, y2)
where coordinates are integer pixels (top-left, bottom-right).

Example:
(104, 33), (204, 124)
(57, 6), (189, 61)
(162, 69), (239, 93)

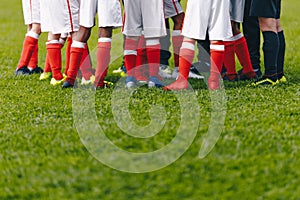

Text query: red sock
(224, 41), (236, 75)
(179, 41), (195, 79)
(43, 53), (51, 73)
(172, 35), (183, 67)
(47, 43), (63, 80)
(210, 42), (225, 75)
(95, 41), (111, 87)
(235, 36), (254, 73)
(136, 36), (148, 80)
(28, 45), (38, 69)
(80, 44), (93, 80)
(124, 38), (138, 77)
(64, 36), (72, 75)
(146, 44), (160, 77)
(67, 47), (85, 84)
(18, 36), (38, 69)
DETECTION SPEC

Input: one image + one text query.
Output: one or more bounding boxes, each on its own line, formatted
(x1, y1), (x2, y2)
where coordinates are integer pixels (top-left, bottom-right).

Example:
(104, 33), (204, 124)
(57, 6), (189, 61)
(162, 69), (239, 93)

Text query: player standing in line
(222, 0), (257, 81)
(165, 0), (232, 90)
(15, 0), (43, 75)
(250, 0), (286, 85)
(62, 0), (123, 89)
(123, 0), (167, 88)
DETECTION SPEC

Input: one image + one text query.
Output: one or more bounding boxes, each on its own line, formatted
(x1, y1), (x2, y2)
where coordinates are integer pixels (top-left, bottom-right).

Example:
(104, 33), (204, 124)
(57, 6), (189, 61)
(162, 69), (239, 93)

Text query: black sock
(262, 31), (279, 78)
(277, 31), (286, 78)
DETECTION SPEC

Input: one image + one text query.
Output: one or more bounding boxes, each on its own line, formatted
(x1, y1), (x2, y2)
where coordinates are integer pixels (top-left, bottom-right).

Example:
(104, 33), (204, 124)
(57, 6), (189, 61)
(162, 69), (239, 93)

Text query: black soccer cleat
(15, 66), (31, 76)
(62, 80), (74, 89)
(30, 66), (44, 74)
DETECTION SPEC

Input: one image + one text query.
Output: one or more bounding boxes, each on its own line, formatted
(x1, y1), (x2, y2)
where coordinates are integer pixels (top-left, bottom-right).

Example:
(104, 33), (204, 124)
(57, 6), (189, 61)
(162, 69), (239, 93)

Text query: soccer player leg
(259, 18), (279, 83)
(64, 33), (86, 88)
(46, 33), (65, 86)
(209, 41), (225, 90)
(145, 38), (165, 88)
(276, 19), (286, 82)
(124, 37), (139, 88)
(243, 0), (261, 76)
(135, 35), (149, 83)
(95, 28), (113, 89)
(17, 27), (40, 75)
(171, 13), (184, 68)
(275, 0), (286, 82)
(27, 24), (43, 74)
(164, 38), (196, 91)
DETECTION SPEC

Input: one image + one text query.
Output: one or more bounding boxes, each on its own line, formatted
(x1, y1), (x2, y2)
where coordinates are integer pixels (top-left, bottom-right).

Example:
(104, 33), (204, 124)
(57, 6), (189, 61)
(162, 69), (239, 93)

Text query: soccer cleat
(238, 71), (258, 81)
(171, 67), (204, 79)
(81, 75), (95, 85)
(278, 75), (287, 83)
(29, 66), (44, 74)
(15, 66), (30, 76)
(39, 72), (52, 81)
(62, 80), (75, 88)
(159, 64), (173, 78)
(164, 77), (188, 90)
(188, 71), (204, 79)
(125, 76), (137, 89)
(208, 75), (221, 90)
(249, 77), (279, 86)
(171, 67), (179, 79)
(50, 76), (66, 86)
(113, 65), (127, 77)
(222, 74), (238, 82)
(239, 68), (262, 79)
(94, 81), (114, 90)
(148, 76), (164, 88)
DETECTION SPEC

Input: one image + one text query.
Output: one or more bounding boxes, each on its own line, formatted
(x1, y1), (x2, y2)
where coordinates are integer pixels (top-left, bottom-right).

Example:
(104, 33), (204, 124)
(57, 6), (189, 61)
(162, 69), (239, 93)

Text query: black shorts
(250, 0), (281, 19)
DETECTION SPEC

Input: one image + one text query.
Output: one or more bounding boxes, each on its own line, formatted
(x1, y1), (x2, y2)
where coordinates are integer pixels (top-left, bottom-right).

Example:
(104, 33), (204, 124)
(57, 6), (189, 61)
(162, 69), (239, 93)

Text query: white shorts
(123, 0), (167, 38)
(22, 0), (40, 25)
(163, 0), (183, 19)
(182, 0), (232, 41)
(230, 0), (245, 23)
(79, 0), (123, 28)
(40, 0), (80, 34)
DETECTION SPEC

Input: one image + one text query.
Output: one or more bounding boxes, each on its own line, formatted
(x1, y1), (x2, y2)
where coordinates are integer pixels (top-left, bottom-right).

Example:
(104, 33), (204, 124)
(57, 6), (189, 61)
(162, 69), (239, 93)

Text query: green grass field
(1, 0), (300, 199)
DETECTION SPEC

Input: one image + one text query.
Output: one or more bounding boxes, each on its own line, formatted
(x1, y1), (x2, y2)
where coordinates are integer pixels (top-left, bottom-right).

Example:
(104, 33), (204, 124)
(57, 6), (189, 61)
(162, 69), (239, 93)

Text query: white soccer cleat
(81, 75), (95, 85)
(188, 71), (204, 79)
(159, 64), (173, 79)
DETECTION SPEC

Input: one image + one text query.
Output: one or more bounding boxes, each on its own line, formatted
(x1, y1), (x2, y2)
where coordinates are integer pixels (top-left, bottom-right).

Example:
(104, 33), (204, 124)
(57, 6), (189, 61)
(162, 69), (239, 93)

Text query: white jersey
(182, 0), (232, 41)
(40, 0), (80, 34)
(123, 0), (167, 38)
(163, 0), (184, 19)
(230, 0), (246, 23)
(22, 0), (40, 25)
(79, 0), (123, 28)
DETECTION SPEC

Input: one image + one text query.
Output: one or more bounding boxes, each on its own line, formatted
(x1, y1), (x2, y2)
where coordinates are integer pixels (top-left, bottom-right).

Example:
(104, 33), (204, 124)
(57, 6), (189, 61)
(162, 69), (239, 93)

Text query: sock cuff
(98, 41), (112, 48)
(26, 31), (39, 39)
(71, 40), (85, 48)
(124, 50), (137, 56)
(46, 43), (61, 49)
(181, 41), (195, 51)
(262, 31), (278, 37)
(210, 41), (225, 51)
(172, 30), (181, 36)
(46, 40), (60, 45)
(98, 37), (112, 43)
(146, 39), (160, 46)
